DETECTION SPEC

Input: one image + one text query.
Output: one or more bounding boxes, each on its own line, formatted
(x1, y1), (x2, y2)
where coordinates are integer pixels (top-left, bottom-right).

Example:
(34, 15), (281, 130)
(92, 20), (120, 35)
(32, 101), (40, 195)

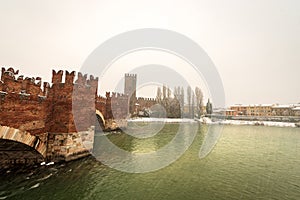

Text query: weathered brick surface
(136, 97), (157, 112)
(0, 68), (158, 133)
(0, 125), (47, 157)
(0, 68), (157, 164)
(0, 68), (99, 134)
(46, 127), (94, 162)
(0, 68), (136, 164)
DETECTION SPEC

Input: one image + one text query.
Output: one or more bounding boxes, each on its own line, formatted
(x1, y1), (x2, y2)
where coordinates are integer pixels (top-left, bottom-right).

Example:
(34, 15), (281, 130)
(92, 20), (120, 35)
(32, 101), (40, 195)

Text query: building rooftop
(231, 104), (274, 107)
(292, 107), (300, 111)
(272, 105), (293, 109)
(230, 104), (300, 109)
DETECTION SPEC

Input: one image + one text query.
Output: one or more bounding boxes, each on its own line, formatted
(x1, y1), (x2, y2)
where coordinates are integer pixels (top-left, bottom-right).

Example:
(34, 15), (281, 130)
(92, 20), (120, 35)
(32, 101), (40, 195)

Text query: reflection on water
(1, 124), (300, 200)
(92, 122), (199, 173)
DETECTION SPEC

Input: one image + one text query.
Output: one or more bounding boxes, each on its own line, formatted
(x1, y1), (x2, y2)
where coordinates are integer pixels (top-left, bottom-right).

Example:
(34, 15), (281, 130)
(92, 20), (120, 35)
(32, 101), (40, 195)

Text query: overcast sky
(0, 0), (299, 107)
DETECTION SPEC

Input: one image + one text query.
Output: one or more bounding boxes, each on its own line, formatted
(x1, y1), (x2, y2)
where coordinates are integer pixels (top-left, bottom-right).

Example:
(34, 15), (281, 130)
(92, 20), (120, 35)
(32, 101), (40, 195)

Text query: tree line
(155, 85), (212, 118)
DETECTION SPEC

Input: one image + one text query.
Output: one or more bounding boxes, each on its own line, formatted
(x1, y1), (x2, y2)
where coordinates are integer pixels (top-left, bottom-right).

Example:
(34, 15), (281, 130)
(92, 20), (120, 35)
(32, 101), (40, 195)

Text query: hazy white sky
(0, 0), (299, 107)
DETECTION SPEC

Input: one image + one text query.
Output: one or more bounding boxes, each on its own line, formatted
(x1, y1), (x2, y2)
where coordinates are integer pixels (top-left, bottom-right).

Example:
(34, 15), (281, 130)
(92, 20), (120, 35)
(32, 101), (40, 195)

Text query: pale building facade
(227, 104), (300, 117)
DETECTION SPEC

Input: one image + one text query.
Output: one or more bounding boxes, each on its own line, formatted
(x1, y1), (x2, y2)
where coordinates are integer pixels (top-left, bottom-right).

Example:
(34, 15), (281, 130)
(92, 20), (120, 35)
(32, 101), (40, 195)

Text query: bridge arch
(0, 125), (47, 158)
(96, 109), (105, 130)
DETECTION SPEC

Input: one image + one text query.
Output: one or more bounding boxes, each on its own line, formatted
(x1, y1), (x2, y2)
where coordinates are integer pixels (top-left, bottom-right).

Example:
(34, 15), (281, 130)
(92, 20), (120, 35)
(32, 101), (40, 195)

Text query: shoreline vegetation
(128, 117), (300, 128)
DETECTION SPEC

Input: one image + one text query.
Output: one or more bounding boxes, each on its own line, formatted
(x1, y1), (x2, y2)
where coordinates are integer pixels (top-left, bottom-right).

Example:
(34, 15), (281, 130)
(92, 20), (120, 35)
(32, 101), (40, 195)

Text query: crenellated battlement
(0, 67), (43, 96)
(96, 95), (106, 104)
(52, 70), (63, 84)
(74, 72), (87, 85)
(0, 67), (101, 135)
(137, 97), (156, 102)
(50, 69), (99, 86)
(1, 67), (19, 80)
(87, 75), (99, 87)
(135, 97), (157, 115)
(96, 92), (129, 102)
(65, 70), (76, 85)
(125, 73), (137, 78)
(111, 92), (128, 99)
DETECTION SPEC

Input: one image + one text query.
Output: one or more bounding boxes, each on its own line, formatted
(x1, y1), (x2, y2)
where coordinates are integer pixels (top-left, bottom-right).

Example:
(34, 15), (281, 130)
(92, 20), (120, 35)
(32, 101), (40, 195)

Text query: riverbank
(201, 117), (299, 128)
(210, 119), (297, 127)
(128, 117), (197, 123)
(211, 114), (300, 123)
(128, 117), (299, 128)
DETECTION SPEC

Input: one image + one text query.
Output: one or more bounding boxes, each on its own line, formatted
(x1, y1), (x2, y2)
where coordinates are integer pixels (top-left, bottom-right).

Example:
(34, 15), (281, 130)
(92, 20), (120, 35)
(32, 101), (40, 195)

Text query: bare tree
(187, 86), (192, 118)
(162, 85), (167, 100)
(180, 87), (184, 116)
(154, 85), (181, 118)
(195, 87), (203, 118)
(156, 87), (162, 102)
(191, 92), (195, 118)
(167, 87), (171, 99)
(174, 86), (179, 100)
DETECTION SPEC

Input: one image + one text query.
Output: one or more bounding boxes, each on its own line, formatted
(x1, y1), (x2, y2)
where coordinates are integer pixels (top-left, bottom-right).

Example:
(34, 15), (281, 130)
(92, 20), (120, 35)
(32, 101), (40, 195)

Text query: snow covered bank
(127, 117), (298, 128)
(207, 119), (297, 128)
(194, 117), (212, 124)
(128, 117), (196, 123)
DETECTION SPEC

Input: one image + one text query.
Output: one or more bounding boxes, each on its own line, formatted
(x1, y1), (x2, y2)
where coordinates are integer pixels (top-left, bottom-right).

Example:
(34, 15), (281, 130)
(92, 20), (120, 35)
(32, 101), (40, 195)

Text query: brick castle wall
(0, 68), (100, 135)
(0, 68), (157, 164)
(0, 67), (138, 133)
(0, 68), (101, 163)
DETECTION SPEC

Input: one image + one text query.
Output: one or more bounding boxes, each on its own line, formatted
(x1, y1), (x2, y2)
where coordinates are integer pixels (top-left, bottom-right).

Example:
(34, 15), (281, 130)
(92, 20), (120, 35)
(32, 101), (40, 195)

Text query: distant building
(225, 109), (237, 116)
(124, 74), (137, 114)
(213, 108), (226, 116)
(292, 107), (300, 116)
(229, 104), (247, 115)
(124, 73), (137, 99)
(246, 104), (273, 116)
(226, 103), (300, 117)
(228, 104), (273, 116)
(271, 104), (293, 116)
(123, 74), (157, 116)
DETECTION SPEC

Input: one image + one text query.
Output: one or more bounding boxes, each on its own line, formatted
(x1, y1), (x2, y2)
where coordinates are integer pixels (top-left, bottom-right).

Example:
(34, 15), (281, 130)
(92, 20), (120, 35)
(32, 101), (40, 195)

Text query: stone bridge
(0, 68), (154, 169)
(0, 109), (107, 169)
(0, 124), (98, 169)
(0, 104), (121, 169)
(0, 68), (130, 169)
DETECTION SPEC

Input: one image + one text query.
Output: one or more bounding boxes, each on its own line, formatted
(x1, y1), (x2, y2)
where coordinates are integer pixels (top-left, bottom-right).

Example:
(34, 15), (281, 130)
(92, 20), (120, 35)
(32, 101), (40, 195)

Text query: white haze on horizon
(0, 0), (299, 107)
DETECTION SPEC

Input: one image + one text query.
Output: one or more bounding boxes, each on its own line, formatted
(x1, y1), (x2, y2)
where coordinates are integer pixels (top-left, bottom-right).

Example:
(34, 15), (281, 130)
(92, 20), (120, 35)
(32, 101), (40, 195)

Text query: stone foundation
(46, 126), (95, 162)
(104, 119), (127, 131)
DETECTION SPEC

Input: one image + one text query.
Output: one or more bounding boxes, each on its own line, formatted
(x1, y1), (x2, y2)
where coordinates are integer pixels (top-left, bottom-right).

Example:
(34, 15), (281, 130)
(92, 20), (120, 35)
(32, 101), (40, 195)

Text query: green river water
(1, 123), (300, 200)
